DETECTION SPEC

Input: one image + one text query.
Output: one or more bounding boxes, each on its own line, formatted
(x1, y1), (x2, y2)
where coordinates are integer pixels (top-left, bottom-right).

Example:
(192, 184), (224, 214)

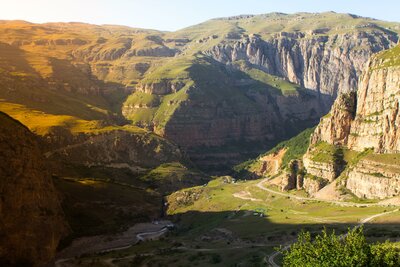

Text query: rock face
(280, 160), (303, 191)
(303, 45), (400, 199)
(348, 63), (400, 153)
(302, 176), (329, 196)
(311, 93), (356, 146)
(0, 112), (67, 266)
(346, 159), (400, 199)
(135, 80), (185, 95)
(163, 91), (321, 148)
(43, 128), (183, 171)
(281, 171), (297, 191)
(310, 46), (400, 153)
(302, 152), (342, 182)
(205, 31), (397, 105)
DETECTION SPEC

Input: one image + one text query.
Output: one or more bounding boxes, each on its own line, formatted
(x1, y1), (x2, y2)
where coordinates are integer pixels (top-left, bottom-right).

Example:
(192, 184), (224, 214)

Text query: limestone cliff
(303, 45), (400, 199)
(205, 31), (397, 106)
(0, 112), (67, 266)
(309, 46), (400, 153)
(345, 158), (400, 199)
(310, 93), (357, 146)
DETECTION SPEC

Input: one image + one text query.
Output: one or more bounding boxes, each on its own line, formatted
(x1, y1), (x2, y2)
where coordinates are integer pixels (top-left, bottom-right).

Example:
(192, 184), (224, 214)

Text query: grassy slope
(124, 12), (400, 134)
(170, 12), (399, 45)
(374, 44), (400, 68)
(63, 175), (400, 266)
(234, 127), (315, 176)
(0, 20), (175, 134)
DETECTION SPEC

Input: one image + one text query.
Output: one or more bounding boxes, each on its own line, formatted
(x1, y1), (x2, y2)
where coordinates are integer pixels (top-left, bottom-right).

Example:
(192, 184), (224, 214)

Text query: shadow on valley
(168, 210), (400, 243)
(53, 163), (209, 249)
(62, 209), (400, 267)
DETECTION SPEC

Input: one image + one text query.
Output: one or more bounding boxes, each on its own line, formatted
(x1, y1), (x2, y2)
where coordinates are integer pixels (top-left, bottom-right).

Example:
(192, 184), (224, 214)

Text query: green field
(65, 177), (400, 266)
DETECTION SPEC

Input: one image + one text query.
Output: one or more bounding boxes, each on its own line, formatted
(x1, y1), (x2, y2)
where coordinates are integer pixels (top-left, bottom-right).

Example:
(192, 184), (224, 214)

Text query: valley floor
(55, 176), (400, 267)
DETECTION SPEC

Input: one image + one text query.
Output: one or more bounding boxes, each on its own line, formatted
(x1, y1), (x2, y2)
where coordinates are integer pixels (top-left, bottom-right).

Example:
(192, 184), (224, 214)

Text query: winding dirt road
(267, 208), (399, 267)
(253, 178), (400, 267)
(256, 178), (395, 207)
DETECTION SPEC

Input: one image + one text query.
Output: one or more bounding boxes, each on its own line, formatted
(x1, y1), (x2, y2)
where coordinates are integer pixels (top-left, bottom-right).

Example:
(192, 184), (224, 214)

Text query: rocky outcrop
(0, 112), (67, 266)
(348, 65), (400, 153)
(310, 93), (356, 146)
(302, 154), (340, 182)
(303, 176), (329, 196)
(136, 80), (186, 95)
(310, 47), (400, 153)
(281, 171), (297, 191)
(124, 46), (176, 57)
(303, 45), (400, 199)
(205, 31), (397, 106)
(345, 158), (400, 199)
(296, 174), (304, 190)
(43, 128), (183, 171)
(281, 160), (303, 191)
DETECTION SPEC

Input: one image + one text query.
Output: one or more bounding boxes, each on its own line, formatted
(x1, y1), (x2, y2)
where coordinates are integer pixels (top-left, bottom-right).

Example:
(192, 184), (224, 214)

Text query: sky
(0, 0), (399, 31)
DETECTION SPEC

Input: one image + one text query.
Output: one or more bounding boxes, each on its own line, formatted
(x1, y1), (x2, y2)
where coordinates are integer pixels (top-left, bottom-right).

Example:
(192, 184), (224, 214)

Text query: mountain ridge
(0, 12), (399, 171)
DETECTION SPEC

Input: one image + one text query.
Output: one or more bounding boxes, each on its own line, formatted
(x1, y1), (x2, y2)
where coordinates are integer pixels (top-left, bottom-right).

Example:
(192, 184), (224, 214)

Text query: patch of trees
(281, 227), (400, 267)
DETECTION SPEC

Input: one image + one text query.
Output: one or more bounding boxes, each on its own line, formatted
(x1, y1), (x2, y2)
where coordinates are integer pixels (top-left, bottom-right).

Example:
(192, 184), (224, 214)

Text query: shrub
(281, 227), (400, 267)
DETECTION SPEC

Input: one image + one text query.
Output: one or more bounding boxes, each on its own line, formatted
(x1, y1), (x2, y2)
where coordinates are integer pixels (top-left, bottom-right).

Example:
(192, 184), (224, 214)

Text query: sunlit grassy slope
(167, 177), (400, 242)
(0, 13), (398, 136)
(0, 20), (174, 134)
(172, 12), (399, 39)
(235, 127), (315, 177)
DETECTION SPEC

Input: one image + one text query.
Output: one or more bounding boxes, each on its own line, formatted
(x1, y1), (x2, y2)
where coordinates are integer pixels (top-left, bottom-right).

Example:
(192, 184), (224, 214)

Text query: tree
(281, 227), (400, 267)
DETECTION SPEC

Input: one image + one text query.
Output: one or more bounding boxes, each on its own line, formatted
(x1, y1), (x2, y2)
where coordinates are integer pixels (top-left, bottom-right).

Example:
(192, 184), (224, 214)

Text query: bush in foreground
(281, 227), (400, 267)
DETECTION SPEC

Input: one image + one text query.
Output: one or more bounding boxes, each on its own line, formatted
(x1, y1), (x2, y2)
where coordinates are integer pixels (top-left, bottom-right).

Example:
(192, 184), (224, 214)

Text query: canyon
(1, 12), (400, 266)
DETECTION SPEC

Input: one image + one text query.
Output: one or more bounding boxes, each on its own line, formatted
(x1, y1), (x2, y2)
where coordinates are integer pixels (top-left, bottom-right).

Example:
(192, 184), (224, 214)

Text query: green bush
(281, 227), (400, 267)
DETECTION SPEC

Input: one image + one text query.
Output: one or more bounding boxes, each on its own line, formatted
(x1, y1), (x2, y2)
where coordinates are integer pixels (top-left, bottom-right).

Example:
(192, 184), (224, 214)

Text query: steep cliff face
(205, 31), (397, 105)
(348, 60), (400, 153)
(308, 46), (400, 152)
(302, 155), (338, 182)
(303, 45), (400, 199)
(310, 93), (357, 146)
(0, 112), (67, 266)
(302, 176), (329, 196)
(346, 158), (400, 199)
